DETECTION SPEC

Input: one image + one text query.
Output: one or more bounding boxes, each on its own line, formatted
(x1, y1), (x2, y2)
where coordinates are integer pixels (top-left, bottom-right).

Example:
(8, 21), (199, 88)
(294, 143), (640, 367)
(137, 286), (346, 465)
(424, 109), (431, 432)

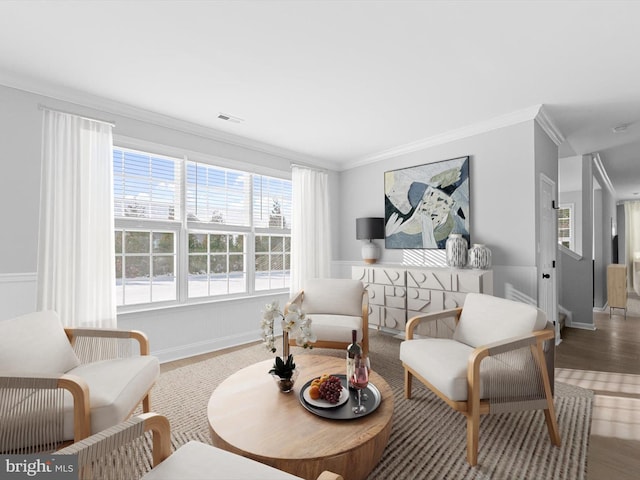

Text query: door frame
(539, 173), (560, 344)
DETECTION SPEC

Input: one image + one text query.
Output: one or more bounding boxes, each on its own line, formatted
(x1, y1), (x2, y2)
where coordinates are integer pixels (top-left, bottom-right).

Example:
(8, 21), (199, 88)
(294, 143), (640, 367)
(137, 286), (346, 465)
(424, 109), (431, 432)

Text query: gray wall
(337, 120), (544, 302)
(557, 154), (617, 327)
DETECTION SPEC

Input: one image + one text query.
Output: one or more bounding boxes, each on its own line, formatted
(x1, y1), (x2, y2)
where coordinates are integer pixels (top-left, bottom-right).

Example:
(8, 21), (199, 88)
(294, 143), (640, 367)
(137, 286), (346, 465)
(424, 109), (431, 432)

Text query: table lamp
(356, 217), (385, 264)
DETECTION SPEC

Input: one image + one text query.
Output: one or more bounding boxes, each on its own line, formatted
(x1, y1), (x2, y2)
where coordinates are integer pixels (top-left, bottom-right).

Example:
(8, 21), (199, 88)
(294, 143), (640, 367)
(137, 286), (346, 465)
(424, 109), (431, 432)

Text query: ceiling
(0, 1), (639, 200)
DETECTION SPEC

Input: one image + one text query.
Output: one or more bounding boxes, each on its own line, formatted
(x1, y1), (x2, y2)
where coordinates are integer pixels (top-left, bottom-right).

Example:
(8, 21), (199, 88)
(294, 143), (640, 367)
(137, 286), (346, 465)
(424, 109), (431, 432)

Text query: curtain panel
(290, 166), (331, 294)
(624, 200), (640, 295)
(37, 110), (116, 328)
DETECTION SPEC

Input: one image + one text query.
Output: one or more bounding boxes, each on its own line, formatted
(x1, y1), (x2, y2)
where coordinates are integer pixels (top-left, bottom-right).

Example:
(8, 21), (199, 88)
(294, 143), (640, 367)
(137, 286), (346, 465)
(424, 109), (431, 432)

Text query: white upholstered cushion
(453, 293), (546, 348)
(400, 338), (475, 400)
(141, 441), (304, 480)
(400, 338), (537, 401)
(309, 314), (363, 344)
(0, 311), (80, 375)
(302, 279), (364, 316)
(62, 356), (159, 439)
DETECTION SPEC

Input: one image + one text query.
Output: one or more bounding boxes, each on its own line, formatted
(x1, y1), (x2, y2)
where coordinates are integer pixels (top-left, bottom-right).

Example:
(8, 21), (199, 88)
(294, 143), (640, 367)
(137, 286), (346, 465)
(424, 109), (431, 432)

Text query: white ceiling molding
(592, 152), (616, 195)
(535, 106), (565, 146)
(0, 70), (331, 169)
(343, 105), (543, 171)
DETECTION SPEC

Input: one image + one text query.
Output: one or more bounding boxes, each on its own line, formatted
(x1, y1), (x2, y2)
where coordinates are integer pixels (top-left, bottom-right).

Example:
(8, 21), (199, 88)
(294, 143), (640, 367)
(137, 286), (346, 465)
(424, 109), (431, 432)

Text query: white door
(539, 174), (560, 343)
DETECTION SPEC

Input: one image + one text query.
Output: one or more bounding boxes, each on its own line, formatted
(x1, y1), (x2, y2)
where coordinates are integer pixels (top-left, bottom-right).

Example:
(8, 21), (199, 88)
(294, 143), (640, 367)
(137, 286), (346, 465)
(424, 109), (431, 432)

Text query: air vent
(217, 112), (244, 124)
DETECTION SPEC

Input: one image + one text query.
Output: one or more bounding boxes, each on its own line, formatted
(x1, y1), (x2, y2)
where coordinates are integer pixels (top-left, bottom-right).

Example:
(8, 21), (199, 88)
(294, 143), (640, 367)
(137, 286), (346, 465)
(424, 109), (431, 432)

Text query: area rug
(148, 331), (593, 480)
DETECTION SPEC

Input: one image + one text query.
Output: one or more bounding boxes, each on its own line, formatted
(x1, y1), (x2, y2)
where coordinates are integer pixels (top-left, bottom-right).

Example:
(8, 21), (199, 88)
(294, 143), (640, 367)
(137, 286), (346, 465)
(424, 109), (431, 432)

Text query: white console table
(352, 265), (493, 335)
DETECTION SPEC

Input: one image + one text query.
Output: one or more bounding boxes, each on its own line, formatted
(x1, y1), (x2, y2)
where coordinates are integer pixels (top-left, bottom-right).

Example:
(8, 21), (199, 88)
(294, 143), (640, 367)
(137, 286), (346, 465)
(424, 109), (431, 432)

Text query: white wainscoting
(118, 292), (289, 364)
(0, 273), (37, 321)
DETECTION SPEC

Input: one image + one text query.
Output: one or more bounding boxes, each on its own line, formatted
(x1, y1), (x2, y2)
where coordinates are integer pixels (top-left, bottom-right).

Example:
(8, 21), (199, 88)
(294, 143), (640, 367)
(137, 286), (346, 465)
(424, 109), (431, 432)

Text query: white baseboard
(567, 321), (597, 331)
(153, 332), (260, 364)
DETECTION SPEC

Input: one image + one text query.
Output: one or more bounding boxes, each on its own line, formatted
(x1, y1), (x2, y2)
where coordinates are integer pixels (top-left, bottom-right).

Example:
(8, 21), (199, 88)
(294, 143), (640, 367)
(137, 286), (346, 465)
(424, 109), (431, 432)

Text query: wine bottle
(346, 329), (362, 389)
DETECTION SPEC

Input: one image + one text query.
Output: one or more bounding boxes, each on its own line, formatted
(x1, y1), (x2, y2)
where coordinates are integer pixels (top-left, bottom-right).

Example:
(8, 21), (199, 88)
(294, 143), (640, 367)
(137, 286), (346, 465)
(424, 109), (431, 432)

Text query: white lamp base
(361, 241), (380, 264)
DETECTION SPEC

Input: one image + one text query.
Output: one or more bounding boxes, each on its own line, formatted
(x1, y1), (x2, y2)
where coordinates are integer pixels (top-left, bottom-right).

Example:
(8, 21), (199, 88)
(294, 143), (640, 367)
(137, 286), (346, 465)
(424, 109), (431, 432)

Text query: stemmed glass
(360, 356), (371, 401)
(351, 355), (369, 415)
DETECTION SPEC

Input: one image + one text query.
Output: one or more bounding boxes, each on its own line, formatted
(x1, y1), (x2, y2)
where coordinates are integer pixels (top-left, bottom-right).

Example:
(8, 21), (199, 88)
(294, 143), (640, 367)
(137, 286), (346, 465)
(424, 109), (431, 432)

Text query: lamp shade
(356, 217), (385, 240)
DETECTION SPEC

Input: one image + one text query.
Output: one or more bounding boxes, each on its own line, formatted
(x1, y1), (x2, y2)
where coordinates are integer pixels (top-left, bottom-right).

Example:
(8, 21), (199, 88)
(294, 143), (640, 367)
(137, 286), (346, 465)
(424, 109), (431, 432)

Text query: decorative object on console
(468, 243), (492, 269)
(445, 233), (468, 268)
(356, 217), (385, 264)
(261, 300), (315, 393)
(385, 156), (470, 249)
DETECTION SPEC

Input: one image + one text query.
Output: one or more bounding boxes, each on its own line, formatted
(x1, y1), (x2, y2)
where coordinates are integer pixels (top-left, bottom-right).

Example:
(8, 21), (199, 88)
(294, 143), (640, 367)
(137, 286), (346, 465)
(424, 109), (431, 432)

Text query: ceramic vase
(468, 244), (492, 270)
(445, 234), (468, 268)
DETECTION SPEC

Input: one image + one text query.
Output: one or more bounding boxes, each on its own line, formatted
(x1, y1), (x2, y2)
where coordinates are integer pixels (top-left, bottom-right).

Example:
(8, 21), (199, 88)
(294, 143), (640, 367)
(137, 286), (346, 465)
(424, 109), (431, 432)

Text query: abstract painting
(385, 156), (470, 249)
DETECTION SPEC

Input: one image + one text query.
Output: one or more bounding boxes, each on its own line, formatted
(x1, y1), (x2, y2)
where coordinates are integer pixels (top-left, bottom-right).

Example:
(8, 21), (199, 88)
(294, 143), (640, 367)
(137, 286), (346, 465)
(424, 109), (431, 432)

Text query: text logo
(0, 456), (76, 480)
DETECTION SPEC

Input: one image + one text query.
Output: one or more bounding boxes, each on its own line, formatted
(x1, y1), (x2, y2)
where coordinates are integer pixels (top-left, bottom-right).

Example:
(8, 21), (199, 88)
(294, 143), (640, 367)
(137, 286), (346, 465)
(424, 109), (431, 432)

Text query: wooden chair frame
(56, 413), (343, 480)
(286, 289), (369, 355)
(56, 412), (171, 479)
(1, 328), (154, 447)
(403, 308), (561, 466)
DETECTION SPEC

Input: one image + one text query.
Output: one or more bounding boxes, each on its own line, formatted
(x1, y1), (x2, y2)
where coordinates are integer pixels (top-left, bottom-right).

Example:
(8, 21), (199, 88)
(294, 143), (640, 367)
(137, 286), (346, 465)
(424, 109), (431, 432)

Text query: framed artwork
(384, 156), (470, 249)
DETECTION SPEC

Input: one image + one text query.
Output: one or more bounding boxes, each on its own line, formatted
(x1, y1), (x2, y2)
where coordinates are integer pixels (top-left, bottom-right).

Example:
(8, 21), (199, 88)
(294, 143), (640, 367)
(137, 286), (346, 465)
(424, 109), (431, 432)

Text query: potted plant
(261, 300), (315, 393)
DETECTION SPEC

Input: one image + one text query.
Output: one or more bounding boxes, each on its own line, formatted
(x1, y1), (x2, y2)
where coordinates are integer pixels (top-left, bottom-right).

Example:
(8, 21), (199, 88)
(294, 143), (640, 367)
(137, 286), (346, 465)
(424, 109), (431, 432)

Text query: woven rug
(148, 331), (593, 480)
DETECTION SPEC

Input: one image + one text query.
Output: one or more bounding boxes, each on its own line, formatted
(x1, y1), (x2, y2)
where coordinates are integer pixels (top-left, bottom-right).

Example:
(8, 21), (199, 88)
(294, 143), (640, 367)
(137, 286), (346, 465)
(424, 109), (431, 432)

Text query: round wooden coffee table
(207, 354), (393, 480)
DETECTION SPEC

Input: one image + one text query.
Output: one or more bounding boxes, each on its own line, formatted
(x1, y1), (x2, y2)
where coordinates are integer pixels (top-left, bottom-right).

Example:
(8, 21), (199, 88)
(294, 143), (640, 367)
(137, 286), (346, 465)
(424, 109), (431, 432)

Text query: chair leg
(543, 407), (561, 446)
(404, 368), (413, 399)
(532, 343), (561, 447)
(466, 412), (479, 466)
(143, 394), (151, 413)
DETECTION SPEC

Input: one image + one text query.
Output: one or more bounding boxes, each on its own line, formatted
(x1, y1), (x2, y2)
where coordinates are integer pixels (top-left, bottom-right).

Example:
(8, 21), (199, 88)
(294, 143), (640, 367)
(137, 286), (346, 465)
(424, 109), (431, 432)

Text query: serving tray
(299, 374), (382, 420)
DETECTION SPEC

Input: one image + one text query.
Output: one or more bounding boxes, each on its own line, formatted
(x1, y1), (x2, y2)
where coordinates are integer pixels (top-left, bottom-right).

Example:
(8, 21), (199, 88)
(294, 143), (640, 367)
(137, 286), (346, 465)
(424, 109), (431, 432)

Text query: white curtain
(624, 200), (640, 295)
(37, 109), (116, 328)
(290, 166), (331, 294)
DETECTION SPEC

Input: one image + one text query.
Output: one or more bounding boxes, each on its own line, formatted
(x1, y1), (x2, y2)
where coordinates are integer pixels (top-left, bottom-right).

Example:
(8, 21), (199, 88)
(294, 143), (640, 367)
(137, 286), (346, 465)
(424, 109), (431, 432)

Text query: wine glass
(360, 356), (371, 401)
(351, 355), (369, 415)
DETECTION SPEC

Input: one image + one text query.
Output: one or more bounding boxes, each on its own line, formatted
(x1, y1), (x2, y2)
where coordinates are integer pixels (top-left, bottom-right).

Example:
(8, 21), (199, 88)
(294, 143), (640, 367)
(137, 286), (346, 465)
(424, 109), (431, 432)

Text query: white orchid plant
(261, 300), (316, 379)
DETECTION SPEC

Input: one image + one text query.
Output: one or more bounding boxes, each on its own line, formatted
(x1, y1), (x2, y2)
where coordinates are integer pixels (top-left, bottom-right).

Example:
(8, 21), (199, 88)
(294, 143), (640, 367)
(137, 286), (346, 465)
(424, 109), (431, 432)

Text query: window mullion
(178, 158), (188, 303)
(248, 175), (255, 294)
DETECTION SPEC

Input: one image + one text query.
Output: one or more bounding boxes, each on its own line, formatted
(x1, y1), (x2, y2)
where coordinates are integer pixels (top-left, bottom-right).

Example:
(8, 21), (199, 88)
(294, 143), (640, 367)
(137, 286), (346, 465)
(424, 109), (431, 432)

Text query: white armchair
(55, 413), (344, 480)
(400, 293), (561, 465)
(0, 311), (159, 454)
(286, 278), (369, 354)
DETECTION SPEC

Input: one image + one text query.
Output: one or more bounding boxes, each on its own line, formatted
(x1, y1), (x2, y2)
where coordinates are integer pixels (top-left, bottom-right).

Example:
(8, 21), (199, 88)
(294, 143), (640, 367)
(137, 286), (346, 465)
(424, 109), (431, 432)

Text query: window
(558, 204), (574, 250)
(188, 233), (246, 297)
(115, 230), (177, 305)
(113, 146), (291, 308)
(255, 234), (290, 291)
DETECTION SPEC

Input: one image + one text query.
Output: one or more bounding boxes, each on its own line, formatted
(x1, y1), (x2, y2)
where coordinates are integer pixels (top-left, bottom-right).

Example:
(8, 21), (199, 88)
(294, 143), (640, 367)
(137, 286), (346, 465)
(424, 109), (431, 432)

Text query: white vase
(468, 244), (492, 269)
(445, 234), (468, 268)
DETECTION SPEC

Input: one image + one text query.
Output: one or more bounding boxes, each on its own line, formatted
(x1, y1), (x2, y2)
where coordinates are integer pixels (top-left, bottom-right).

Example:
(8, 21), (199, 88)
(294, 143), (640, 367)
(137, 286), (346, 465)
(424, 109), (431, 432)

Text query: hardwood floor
(556, 303), (640, 480)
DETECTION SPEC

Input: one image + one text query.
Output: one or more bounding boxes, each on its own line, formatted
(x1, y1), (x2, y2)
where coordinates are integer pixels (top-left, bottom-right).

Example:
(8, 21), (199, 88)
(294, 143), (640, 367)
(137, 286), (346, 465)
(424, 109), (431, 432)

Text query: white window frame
(113, 143), (291, 313)
(558, 203), (574, 250)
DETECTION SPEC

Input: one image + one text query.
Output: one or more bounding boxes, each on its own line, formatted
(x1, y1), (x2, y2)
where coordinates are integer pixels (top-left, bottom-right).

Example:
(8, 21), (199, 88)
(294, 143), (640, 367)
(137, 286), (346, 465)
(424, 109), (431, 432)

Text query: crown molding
(343, 105), (544, 170)
(2, 69), (566, 172)
(592, 152), (616, 195)
(535, 105), (565, 146)
(0, 70), (333, 169)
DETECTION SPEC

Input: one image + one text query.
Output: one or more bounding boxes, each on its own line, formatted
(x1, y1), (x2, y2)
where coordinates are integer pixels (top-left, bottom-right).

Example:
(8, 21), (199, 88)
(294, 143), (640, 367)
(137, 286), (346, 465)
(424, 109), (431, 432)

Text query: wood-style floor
(162, 300), (640, 479)
(556, 301), (640, 480)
